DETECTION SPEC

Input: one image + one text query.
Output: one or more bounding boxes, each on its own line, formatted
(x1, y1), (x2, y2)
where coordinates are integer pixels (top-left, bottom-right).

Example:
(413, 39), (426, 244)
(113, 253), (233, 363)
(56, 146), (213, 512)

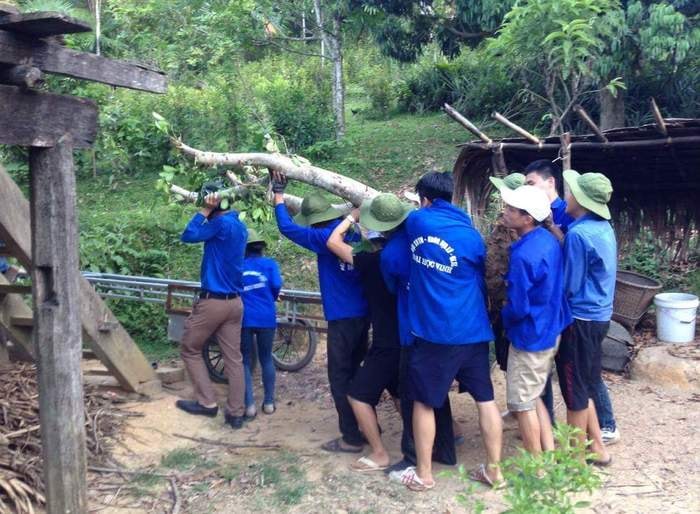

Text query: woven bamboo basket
(612, 270), (663, 330)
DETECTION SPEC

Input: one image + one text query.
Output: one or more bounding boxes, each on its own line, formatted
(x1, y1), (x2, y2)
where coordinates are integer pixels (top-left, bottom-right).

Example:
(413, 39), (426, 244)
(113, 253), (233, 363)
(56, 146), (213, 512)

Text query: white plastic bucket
(654, 293), (699, 344)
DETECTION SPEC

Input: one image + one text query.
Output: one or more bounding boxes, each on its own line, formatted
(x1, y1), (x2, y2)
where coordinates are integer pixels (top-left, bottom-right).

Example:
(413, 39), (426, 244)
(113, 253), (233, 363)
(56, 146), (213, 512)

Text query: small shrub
(501, 425), (601, 513)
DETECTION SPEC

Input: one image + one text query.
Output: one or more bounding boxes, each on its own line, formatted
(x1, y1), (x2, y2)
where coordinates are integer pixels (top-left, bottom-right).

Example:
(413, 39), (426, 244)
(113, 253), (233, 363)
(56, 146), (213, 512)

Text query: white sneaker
(388, 465), (416, 484)
(601, 427), (620, 445)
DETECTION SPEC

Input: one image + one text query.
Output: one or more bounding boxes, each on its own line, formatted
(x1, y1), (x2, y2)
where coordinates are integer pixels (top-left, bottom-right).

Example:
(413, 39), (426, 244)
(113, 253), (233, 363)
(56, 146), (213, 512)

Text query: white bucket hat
(500, 185), (551, 222)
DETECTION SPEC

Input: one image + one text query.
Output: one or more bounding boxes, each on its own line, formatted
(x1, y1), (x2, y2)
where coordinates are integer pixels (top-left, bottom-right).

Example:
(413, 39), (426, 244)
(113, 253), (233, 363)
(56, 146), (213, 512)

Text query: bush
(250, 58), (335, 152)
(396, 48), (520, 120)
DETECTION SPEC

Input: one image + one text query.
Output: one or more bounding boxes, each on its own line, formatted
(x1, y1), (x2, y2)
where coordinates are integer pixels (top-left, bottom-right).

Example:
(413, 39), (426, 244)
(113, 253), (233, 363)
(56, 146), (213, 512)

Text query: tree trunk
(328, 16), (345, 139)
(599, 88), (626, 131)
(313, 0), (344, 138)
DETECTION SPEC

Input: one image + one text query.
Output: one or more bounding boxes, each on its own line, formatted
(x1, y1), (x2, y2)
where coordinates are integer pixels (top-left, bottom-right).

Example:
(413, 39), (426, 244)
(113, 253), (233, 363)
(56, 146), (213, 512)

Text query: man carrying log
(325, 193), (413, 471)
(176, 181), (249, 429)
(397, 171), (503, 491)
(271, 172), (370, 453)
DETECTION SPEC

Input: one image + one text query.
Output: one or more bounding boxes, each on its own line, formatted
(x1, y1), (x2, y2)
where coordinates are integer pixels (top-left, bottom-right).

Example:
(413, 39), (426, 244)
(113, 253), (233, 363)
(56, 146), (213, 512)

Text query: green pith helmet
(359, 193), (415, 232)
(293, 192), (345, 226)
(246, 228), (265, 245)
(490, 172), (526, 192)
(563, 170), (613, 220)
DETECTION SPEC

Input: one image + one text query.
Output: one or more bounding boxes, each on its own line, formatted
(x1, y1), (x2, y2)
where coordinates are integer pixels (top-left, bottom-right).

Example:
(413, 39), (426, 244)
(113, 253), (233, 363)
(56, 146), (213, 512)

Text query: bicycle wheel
(202, 335), (258, 384)
(202, 337), (227, 383)
(272, 318), (318, 372)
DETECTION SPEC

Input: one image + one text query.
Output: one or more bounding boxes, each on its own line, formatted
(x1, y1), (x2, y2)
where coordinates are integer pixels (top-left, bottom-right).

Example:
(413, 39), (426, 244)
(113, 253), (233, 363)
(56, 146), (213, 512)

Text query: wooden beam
(573, 105), (608, 143)
(443, 103), (493, 144)
(460, 135), (700, 151)
(492, 112), (542, 145)
(0, 30), (167, 93)
(650, 98), (668, 137)
(0, 64), (45, 88)
(0, 84), (98, 148)
(0, 163), (159, 394)
(29, 136), (88, 514)
(0, 11), (92, 37)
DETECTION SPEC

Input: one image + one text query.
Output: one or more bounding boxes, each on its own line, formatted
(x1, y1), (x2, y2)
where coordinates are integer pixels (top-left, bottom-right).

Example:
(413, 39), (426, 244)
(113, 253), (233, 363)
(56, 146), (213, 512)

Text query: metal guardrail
(82, 272), (322, 305)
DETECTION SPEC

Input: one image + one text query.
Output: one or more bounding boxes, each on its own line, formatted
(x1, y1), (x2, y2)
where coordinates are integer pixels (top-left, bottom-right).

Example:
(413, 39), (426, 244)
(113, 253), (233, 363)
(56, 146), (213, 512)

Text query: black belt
(199, 291), (239, 300)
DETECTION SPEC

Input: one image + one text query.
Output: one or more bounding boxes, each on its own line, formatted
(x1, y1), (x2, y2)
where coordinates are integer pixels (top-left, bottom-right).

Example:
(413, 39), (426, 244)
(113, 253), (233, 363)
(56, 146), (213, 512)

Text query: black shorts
(555, 319), (609, 411)
(407, 338), (494, 408)
(347, 345), (400, 406)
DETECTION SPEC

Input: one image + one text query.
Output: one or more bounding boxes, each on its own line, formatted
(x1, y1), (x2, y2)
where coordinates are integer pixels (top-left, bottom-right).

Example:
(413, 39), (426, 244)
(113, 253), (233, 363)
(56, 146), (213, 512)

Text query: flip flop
(351, 456), (388, 472)
(321, 437), (363, 454)
(469, 463), (506, 490)
(399, 467), (435, 492)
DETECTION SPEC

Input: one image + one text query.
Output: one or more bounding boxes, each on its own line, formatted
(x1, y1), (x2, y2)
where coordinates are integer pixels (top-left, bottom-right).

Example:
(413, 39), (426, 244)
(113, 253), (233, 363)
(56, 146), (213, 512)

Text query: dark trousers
(399, 346), (457, 465)
(327, 317), (370, 446)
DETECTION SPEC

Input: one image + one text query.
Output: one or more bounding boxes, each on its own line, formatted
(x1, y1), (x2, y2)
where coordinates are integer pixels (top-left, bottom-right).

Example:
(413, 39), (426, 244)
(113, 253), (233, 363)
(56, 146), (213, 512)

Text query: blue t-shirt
(241, 255), (283, 329)
(502, 227), (572, 352)
(181, 211), (247, 294)
(551, 197), (575, 233)
(275, 204), (368, 321)
(380, 226), (413, 346)
(563, 214), (617, 321)
(405, 199), (494, 345)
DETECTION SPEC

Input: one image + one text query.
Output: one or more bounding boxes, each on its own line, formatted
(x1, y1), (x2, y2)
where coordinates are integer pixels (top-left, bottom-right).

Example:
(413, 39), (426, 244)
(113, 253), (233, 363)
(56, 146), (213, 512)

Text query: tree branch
(172, 138), (379, 206)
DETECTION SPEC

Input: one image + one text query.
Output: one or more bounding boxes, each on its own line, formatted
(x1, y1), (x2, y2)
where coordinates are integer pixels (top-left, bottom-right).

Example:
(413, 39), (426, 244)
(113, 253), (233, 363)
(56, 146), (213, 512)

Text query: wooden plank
(0, 30), (167, 93)
(78, 278), (160, 394)
(29, 137), (88, 514)
(0, 284), (32, 295)
(0, 84), (98, 148)
(0, 11), (92, 37)
(0, 162), (159, 394)
(0, 272), (35, 360)
(10, 314), (33, 326)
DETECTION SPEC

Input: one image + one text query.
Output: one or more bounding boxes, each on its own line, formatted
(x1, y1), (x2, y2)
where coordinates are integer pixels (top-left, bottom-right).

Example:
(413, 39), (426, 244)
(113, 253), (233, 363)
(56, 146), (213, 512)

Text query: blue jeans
(593, 378), (616, 431)
(241, 328), (276, 408)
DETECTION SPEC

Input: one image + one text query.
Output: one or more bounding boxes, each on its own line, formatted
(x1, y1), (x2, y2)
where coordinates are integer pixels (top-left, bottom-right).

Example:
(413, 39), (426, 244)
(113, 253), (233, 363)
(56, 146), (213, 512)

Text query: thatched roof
(452, 118), (700, 261)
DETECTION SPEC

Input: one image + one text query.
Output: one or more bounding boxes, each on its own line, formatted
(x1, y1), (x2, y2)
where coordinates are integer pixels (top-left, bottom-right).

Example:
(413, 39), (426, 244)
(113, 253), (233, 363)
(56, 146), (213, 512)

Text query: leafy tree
(486, 0), (623, 135)
(594, 1), (700, 128)
(359, 0), (514, 61)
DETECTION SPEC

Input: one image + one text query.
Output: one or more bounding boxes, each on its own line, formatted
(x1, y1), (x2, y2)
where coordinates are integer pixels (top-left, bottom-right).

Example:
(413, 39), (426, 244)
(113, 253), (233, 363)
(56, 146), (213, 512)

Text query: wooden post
(443, 103), (493, 144)
(573, 105), (608, 143)
(650, 98), (668, 137)
(492, 111), (542, 145)
(29, 135), (87, 514)
(560, 132), (572, 171)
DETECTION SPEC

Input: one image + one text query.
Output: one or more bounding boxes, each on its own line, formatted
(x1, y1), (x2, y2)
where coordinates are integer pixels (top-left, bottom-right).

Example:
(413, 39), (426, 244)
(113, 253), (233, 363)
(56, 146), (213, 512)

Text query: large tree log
(174, 139), (378, 206)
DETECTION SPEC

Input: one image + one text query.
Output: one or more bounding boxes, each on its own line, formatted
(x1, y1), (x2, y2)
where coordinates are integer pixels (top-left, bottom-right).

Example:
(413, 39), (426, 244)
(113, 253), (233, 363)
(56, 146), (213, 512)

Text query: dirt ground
(96, 342), (700, 514)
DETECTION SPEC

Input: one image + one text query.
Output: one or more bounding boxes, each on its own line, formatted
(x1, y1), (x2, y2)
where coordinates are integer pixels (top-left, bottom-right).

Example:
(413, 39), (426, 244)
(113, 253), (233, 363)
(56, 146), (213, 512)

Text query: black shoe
(225, 412), (245, 429)
(175, 400), (218, 417)
(383, 458), (415, 475)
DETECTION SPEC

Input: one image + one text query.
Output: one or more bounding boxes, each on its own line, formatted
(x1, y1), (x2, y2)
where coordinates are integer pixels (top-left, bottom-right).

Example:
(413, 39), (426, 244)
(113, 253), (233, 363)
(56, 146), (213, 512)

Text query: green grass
(161, 448), (214, 470)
